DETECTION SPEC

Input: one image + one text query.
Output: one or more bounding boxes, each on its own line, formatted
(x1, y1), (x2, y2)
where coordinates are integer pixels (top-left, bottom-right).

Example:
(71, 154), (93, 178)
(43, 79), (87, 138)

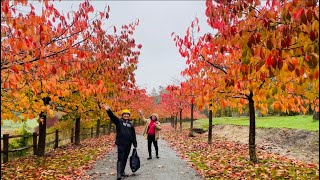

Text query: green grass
(194, 115), (319, 131)
(1, 119), (38, 133)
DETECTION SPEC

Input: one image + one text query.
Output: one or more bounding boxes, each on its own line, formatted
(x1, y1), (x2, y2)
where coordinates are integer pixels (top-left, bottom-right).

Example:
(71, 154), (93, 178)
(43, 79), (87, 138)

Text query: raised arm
(101, 104), (119, 126)
(138, 110), (149, 122)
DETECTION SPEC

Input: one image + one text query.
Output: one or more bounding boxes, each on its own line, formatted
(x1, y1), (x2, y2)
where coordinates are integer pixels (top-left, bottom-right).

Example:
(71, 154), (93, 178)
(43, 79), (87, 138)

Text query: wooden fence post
(96, 119), (100, 138)
(3, 134), (9, 163)
(54, 130), (59, 149)
(91, 127), (93, 138)
(33, 132), (38, 155)
(71, 128), (74, 144)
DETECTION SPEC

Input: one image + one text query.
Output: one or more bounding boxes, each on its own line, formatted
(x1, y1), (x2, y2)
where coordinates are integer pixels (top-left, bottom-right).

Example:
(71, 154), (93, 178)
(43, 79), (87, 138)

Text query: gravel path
(85, 135), (203, 180)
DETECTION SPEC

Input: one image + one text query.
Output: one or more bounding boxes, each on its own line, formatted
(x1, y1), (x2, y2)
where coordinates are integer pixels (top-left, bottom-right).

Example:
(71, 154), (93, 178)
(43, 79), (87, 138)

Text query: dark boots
(117, 162), (122, 180)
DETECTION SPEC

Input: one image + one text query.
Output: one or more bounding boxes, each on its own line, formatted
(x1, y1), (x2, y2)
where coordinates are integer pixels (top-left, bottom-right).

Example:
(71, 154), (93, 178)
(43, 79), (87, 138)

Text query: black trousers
(147, 134), (158, 157)
(117, 144), (132, 175)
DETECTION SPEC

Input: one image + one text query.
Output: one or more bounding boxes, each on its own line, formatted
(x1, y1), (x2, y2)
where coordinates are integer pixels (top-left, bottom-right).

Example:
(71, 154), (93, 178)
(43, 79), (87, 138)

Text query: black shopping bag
(130, 148), (140, 172)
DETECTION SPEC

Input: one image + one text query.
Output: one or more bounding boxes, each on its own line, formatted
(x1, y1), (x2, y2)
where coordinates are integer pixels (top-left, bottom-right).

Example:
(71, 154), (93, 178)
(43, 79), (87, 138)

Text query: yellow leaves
(40, 93), (48, 99)
(271, 87), (278, 96)
(20, 96), (30, 109)
(47, 108), (55, 117)
(311, 19), (319, 32)
(305, 92), (318, 100)
(294, 85), (303, 95)
(301, 44), (315, 59)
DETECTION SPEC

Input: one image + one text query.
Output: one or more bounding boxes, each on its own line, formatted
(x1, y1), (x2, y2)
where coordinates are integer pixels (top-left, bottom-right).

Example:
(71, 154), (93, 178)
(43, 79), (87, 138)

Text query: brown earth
(207, 124), (319, 164)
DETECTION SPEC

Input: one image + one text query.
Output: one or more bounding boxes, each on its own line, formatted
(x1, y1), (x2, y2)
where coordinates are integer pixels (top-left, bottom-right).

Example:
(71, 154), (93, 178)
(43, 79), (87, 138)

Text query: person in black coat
(101, 104), (137, 180)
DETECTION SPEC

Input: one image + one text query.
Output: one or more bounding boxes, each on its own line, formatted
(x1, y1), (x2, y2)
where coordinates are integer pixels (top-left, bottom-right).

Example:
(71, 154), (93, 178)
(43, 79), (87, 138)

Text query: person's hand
(101, 104), (110, 111)
(134, 144), (137, 148)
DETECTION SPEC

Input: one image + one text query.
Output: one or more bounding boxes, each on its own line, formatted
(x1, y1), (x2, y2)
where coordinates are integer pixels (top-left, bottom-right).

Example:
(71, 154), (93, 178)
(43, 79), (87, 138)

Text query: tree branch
(199, 54), (228, 74)
(1, 32), (94, 71)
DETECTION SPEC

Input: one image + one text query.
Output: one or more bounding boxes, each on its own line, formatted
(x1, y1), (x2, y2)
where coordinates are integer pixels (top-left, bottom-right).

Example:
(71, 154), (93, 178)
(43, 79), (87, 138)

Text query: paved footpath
(85, 135), (203, 180)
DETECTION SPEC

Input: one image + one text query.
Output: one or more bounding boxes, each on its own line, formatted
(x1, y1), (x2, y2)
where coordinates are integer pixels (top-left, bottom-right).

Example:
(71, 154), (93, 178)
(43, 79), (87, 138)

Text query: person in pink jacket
(139, 110), (162, 159)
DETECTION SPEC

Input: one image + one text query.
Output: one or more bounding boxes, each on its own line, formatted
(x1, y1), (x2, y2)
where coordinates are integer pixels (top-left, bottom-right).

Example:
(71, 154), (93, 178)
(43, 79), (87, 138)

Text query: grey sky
(36, 1), (213, 94)
(104, 1), (212, 94)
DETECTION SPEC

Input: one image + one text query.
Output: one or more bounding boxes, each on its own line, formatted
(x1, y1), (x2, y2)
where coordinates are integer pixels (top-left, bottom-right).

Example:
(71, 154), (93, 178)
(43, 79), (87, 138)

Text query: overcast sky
(40, 1), (213, 94)
(98, 1), (213, 94)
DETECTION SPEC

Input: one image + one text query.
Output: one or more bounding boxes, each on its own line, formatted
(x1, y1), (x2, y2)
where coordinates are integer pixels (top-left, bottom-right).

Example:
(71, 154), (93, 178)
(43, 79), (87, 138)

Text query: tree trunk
(103, 126), (106, 135)
(313, 111), (319, 120)
(208, 103), (213, 144)
(37, 112), (46, 156)
(248, 91), (257, 163)
(171, 116), (174, 127)
(96, 119), (100, 137)
(175, 113), (178, 131)
(179, 109), (183, 132)
(108, 121), (112, 135)
(189, 102), (195, 137)
(75, 116), (81, 145)
(37, 97), (50, 156)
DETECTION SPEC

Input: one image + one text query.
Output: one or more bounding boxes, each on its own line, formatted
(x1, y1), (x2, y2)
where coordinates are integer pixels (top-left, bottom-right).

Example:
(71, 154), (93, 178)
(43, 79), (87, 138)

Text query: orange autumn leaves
(1, 134), (116, 179)
(161, 125), (319, 179)
(172, 0), (319, 114)
(1, 0), (147, 122)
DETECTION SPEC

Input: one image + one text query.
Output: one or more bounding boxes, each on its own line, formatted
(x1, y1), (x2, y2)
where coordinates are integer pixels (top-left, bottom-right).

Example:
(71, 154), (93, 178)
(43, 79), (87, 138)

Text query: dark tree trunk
(37, 112), (46, 156)
(189, 102), (195, 137)
(175, 113), (178, 131)
(313, 111), (319, 120)
(37, 97), (50, 156)
(96, 119), (100, 137)
(103, 126), (106, 135)
(108, 121), (112, 135)
(179, 109), (183, 132)
(75, 116), (81, 145)
(208, 103), (213, 144)
(248, 91), (257, 163)
(171, 116), (174, 127)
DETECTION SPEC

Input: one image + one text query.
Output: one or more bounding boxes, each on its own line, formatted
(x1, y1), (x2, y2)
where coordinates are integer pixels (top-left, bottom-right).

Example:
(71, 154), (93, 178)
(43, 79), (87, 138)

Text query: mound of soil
(211, 124), (319, 163)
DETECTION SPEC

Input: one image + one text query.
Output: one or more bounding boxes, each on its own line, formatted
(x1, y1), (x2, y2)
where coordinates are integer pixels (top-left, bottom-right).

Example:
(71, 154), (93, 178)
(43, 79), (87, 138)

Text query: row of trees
(1, 0), (207, 157)
(1, 0), (155, 156)
(168, 0), (319, 163)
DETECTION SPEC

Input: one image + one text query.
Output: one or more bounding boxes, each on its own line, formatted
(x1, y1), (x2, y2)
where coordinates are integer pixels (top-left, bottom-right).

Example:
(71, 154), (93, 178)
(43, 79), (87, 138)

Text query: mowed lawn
(194, 115), (319, 131)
